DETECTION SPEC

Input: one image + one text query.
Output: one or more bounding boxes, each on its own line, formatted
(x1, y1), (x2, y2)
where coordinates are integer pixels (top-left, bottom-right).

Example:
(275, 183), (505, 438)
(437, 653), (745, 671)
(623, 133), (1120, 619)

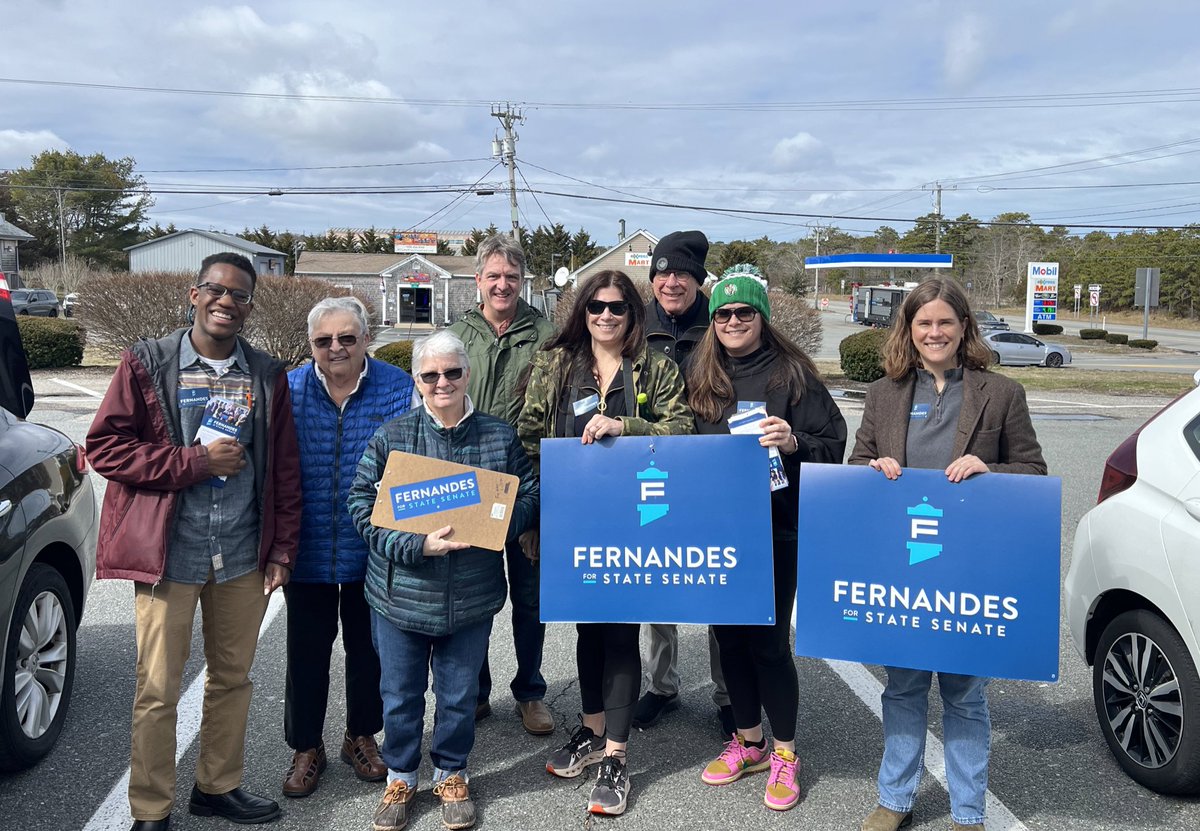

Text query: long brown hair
(540, 269), (647, 389)
(686, 315), (822, 424)
(882, 277), (991, 379)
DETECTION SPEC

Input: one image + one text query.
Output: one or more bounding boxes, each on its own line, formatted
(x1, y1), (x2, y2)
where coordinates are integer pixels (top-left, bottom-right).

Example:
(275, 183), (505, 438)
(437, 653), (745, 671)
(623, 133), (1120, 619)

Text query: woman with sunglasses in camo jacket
(517, 269), (693, 817)
(686, 266), (846, 812)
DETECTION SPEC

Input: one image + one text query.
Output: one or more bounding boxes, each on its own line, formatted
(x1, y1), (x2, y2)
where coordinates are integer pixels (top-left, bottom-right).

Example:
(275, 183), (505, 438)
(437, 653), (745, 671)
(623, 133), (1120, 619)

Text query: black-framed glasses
(585, 300), (630, 316)
(713, 306), (760, 324)
(312, 334), (360, 349)
(417, 367), (465, 385)
(196, 282), (253, 305)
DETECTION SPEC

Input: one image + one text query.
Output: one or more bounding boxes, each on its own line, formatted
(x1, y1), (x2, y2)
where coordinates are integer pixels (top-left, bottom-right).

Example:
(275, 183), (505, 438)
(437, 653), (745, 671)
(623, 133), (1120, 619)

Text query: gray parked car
(983, 331), (1072, 368)
(10, 289), (62, 317)
(974, 310), (1011, 332)
(0, 278), (97, 771)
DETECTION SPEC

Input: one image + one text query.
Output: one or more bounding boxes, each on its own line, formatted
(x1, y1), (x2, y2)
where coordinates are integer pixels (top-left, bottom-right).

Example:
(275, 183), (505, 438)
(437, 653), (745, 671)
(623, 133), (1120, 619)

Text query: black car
(973, 310), (1011, 332)
(0, 276), (96, 771)
(10, 289), (62, 317)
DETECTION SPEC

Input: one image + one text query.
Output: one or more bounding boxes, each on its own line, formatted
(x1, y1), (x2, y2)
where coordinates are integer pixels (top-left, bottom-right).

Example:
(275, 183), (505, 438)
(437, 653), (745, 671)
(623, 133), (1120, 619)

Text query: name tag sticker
(178, 387), (210, 409)
(573, 394), (601, 417)
(909, 403), (931, 420)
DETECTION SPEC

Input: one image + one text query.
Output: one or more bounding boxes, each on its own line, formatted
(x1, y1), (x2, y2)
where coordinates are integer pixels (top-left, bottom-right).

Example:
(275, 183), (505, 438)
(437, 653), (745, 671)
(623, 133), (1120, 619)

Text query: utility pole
(56, 187), (68, 286)
(491, 103), (525, 242)
(934, 181), (942, 254)
(810, 222), (824, 309)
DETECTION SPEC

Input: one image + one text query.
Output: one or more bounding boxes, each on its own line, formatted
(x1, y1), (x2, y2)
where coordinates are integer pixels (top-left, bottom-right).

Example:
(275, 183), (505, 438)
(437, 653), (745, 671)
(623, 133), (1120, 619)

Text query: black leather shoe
(188, 786), (281, 824)
(130, 818), (171, 831)
(632, 691), (679, 728)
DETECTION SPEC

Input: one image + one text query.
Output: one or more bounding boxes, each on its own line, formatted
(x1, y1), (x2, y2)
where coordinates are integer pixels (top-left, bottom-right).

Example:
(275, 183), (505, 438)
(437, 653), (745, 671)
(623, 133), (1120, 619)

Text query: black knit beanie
(649, 230), (709, 284)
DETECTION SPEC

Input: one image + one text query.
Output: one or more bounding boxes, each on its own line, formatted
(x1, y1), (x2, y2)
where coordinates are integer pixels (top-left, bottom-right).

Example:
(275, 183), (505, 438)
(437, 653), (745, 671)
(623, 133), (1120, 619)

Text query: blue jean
(478, 539), (546, 703)
(372, 612), (493, 789)
(877, 668), (990, 826)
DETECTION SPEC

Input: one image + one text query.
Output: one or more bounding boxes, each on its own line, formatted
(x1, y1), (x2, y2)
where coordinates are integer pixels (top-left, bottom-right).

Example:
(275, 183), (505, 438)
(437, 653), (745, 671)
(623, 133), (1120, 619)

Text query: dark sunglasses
(585, 300), (630, 316)
(713, 306), (760, 324)
(311, 334), (360, 349)
(196, 282), (253, 305)
(418, 367), (465, 384)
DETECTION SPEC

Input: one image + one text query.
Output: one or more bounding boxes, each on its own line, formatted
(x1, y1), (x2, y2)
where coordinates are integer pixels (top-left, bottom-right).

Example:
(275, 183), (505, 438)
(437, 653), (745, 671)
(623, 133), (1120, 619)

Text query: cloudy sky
(4, 0), (1199, 246)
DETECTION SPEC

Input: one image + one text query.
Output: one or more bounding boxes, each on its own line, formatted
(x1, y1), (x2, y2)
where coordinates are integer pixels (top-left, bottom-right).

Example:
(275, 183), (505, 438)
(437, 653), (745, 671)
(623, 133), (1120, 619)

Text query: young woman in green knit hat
(686, 265), (847, 811)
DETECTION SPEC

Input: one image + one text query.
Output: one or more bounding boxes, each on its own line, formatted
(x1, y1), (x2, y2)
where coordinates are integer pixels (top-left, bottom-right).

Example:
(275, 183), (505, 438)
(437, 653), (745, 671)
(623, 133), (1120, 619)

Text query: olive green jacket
(448, 298), (555, 426)
(517, 344), (694, 471)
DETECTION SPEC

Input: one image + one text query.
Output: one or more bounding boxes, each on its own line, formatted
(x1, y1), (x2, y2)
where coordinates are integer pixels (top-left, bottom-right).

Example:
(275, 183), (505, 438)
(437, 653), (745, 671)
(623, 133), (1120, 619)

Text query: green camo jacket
(517, 344), (694, 472)
(448, 299), (554, 426)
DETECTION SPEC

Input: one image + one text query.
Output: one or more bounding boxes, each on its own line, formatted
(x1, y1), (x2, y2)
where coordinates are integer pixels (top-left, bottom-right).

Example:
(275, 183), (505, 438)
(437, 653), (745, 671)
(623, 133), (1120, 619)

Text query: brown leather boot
(282, 744), (327, 798)
(862, 805), (913, 831)
(342, 731), (388, 782)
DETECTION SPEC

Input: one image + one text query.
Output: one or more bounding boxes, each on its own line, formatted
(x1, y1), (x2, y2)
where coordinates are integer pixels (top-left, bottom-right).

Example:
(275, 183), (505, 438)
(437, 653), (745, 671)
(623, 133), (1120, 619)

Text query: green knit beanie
(709, 267), (770, 321)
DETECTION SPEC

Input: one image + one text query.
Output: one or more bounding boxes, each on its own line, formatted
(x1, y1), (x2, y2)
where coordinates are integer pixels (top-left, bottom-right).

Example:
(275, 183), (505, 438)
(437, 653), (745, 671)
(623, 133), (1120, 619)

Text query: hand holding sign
(423, 525), (470, 557)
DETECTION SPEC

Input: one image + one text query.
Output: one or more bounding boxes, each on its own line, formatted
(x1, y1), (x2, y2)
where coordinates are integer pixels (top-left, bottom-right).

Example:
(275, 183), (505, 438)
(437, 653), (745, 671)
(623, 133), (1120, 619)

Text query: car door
(1161, 412), (1200, 652)
(1009, 333), (1045, 365)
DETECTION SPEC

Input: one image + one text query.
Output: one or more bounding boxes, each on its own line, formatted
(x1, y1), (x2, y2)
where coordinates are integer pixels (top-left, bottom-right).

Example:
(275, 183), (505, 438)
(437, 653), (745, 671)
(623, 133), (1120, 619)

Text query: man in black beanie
(635, 229), (734, 738)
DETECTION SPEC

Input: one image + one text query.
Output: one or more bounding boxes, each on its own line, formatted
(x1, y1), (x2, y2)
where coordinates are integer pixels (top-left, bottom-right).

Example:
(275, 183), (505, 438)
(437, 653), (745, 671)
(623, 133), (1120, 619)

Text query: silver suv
(10, 289), (62, 317)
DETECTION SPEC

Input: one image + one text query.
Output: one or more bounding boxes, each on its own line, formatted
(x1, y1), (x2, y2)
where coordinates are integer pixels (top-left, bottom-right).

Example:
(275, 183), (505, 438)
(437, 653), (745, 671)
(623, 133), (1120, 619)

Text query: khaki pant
(129, 570), (268, 820)
(642, 623), (729, 706)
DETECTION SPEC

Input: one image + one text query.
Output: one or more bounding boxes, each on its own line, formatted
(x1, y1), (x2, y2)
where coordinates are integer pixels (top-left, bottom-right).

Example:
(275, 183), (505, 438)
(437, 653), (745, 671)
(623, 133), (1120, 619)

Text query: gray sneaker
(546, 720), (605, 779)
(433, 774), (475, 830)
(587, 752), (631, 816)
(373, 780), (415, 831)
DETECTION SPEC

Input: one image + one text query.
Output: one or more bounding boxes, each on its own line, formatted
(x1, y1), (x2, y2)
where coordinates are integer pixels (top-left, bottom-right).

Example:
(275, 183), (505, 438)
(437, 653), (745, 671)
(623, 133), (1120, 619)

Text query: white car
(1065, 372), (1200, 794)
(982, 331), (1072, 368)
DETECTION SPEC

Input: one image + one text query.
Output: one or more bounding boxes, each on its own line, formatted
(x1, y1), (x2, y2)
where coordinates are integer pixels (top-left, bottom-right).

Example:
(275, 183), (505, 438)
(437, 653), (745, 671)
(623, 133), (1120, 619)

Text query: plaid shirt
(165, 334), (260, 584)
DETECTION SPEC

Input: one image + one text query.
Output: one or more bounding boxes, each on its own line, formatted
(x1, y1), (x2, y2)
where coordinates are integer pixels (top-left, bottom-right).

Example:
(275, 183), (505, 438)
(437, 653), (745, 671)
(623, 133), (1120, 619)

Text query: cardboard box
(369, 450), (519, 551)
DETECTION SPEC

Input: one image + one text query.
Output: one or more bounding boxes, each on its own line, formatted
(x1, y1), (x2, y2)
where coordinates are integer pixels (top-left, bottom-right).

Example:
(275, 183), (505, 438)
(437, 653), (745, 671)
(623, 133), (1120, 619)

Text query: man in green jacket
(448, 234), (556, 736)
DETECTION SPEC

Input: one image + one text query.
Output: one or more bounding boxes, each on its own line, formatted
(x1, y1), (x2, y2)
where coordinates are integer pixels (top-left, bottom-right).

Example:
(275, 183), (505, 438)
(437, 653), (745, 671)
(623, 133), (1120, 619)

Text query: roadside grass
(815, 360), (1192, 397)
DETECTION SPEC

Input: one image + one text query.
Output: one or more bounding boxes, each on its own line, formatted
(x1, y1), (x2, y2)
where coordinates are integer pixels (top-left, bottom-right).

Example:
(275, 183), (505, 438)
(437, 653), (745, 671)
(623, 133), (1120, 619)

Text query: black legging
(576, 622), (641, 744)
(713, 535), (799, 743)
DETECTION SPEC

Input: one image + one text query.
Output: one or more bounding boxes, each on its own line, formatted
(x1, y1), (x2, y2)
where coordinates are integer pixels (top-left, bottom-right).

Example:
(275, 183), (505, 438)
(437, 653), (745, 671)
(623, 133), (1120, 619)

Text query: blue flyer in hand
(197, 397), (250, 487)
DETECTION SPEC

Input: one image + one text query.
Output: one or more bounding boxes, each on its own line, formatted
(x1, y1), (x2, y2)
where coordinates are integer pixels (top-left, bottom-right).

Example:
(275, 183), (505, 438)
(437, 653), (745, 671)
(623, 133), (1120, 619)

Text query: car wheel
(1046, 352), (1063, 368)
(1093, 610), (1200, 794)
(991, 350), (1002, 365)
(49, 308), (58, 318)
(0, 564), (78, 772)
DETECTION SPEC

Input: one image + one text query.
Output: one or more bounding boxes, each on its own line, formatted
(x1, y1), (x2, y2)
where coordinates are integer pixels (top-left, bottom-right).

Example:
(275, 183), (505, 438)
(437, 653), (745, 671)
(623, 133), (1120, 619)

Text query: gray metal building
(124, 229), (287, 275)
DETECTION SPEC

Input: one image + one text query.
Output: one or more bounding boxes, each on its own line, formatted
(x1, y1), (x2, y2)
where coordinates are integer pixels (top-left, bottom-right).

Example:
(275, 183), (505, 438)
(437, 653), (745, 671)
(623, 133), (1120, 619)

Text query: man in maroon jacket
(87, 253), (302, 831)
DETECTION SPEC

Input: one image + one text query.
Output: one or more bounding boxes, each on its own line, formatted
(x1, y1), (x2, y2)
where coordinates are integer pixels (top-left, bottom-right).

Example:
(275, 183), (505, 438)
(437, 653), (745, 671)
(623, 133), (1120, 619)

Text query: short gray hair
(412, 330), (470, 376)
(307, 295), (370, 338)
(474, 233), (526, 275)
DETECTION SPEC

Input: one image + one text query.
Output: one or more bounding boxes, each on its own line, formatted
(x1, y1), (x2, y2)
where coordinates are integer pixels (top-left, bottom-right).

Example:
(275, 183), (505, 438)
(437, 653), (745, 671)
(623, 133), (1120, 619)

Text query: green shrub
(1032, 323), (1063, 335)
(1129, 339), (1158, 350)
(839, 328), (889, 383)
(17, 317), (85, 369)
(1105, 333), (1129, 345)
(1079, 329), (1108, 340)
(374, 340), (414, 372)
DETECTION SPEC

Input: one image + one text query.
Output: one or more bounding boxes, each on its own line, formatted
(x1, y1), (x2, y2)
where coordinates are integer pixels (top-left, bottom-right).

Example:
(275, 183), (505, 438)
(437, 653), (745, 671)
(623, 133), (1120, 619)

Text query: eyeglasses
(311, 334), (360, 349)
(713, 306), (760, 324)
(585, 300), (630, 316)
(196, 282), (253, 305)
(417, 367), (465, 385)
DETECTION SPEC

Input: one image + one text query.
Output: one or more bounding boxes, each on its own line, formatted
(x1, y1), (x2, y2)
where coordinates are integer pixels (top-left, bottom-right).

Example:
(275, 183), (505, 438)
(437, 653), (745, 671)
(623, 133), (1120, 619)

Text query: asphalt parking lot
(3, 370), (1200, 830)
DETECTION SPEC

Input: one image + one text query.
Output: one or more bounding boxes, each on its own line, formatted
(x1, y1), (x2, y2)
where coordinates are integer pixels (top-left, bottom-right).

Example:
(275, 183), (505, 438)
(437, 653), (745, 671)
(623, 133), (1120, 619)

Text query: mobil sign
(1027, 261), (1059, 322)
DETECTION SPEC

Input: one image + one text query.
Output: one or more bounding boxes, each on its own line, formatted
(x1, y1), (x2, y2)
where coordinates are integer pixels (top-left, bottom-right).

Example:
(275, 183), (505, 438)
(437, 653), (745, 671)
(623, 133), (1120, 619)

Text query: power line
(6, 76), (1200, 113)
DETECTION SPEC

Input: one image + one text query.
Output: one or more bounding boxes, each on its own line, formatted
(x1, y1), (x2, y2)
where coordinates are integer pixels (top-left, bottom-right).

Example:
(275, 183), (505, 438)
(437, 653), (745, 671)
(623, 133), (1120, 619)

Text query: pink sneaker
(701, 735), (771, 785)
(764, 747), (802, 810)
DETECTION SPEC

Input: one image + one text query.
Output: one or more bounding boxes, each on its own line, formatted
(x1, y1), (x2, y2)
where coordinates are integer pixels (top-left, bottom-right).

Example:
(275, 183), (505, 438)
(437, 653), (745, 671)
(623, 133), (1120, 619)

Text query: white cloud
(0, 130), (70, 168)
(581, 143), (612, 162)
(943, 13), (986, 88)
(771, 132), (825, 170)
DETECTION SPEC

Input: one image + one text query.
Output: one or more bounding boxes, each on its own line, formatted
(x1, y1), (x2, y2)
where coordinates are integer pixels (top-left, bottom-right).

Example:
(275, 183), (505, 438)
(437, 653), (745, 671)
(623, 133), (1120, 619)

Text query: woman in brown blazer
(848, 278), (1046, 831)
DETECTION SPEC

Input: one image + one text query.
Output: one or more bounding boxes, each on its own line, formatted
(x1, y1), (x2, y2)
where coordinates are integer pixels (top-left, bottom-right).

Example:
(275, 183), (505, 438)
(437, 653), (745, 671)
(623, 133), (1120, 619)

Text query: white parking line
(49, 378), (104, 397)
(1027, 396), (1166, 410)
(83, 591), (285, 831)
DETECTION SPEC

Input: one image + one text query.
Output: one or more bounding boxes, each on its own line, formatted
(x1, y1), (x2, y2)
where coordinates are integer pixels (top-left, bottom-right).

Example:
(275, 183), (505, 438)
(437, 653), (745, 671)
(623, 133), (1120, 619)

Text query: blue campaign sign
(389, 471), (481, 521)
(795, 464), (1061, 682)
(540, 434), (775, 625)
